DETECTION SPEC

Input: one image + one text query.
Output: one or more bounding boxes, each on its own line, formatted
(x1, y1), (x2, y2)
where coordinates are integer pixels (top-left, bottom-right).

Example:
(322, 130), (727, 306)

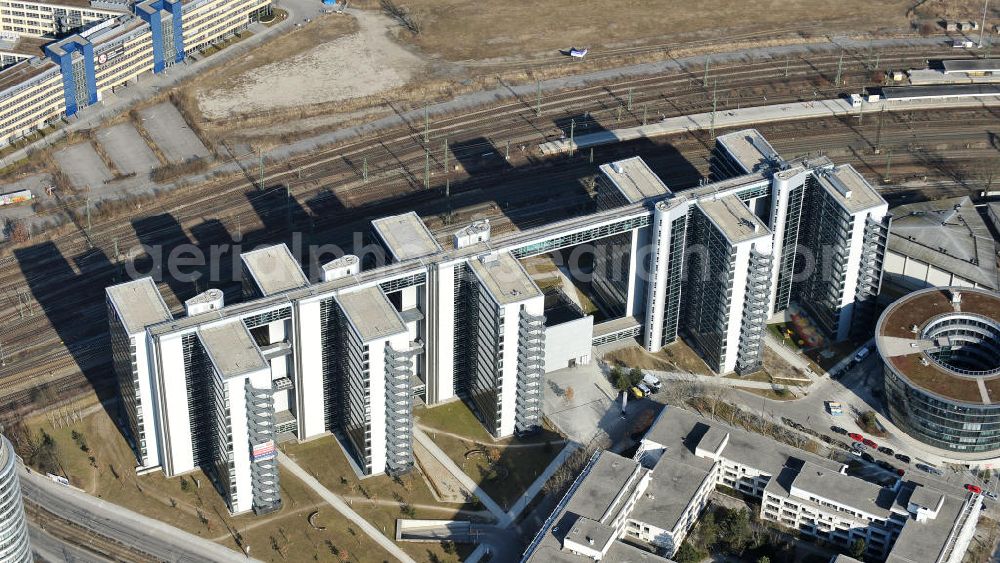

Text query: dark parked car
(877, 446), (895, 456)
(916, 463), (944, 476)
(861, 452), (875, 463)
(515, 425), (542, 439)
(831, 426), (848, 435)
(895, 454), (911, 464)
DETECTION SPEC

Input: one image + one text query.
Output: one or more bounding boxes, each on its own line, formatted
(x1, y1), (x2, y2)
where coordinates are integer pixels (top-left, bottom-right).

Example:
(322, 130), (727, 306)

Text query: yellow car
(630, 386), (644, 399)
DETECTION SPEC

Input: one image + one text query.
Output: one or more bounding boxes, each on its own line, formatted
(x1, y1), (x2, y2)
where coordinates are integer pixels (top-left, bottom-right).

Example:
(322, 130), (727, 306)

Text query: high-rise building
(106, 130), (890, 513)
(0, 433), (31, 563)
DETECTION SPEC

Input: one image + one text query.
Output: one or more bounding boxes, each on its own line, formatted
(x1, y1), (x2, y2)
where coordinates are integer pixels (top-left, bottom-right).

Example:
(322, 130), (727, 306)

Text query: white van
(854, 347), (871, 362)
(642, 373), (662, 390)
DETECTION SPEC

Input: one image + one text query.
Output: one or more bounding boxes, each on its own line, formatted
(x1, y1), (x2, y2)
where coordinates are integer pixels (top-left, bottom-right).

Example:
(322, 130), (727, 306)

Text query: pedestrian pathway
(647, 368), (787, 390)
(412, 427), (510, 526)
(764, 332), (815, 375)
(415, 423), (569, 448)
(505, 442), (578, 521)
(403, 428), (579, 560)
(277, 451), (417, 563)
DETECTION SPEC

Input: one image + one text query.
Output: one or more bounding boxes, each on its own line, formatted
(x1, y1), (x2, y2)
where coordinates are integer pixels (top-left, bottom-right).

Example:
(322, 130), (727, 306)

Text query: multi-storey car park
(0, 0), (271, 146)
(876, 286), (1000, 455)
(0, 433), (31, 563)
(105, 130), (891, 514)
(522, 407), (982, 563)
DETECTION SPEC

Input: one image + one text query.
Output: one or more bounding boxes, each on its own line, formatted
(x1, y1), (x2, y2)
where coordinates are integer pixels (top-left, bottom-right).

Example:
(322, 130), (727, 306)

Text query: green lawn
(415, 400), (565, 510)
(18, 401), (397, 563)
(281, 435), (476, 563)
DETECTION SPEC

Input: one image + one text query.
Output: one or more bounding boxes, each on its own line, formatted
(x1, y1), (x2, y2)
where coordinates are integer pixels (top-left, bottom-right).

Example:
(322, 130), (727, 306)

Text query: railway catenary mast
(106, 129), (890, 514)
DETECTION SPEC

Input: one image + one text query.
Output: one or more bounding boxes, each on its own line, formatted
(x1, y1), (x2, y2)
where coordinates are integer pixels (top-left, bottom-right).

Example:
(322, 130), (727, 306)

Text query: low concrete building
(524, 407), (981, 562)
(883, 197), (998, 293)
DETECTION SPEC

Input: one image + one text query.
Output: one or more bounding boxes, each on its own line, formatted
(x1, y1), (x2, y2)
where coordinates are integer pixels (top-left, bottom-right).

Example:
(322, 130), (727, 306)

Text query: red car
(965, 484), (983, 495)
(848, 433), (864, 442)
(862, 438), (878, 449)
(897, 468), (905, 477)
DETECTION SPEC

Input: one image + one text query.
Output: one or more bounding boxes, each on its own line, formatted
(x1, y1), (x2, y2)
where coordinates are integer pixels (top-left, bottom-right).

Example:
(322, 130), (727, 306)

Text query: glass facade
(882, 299), (1000, 453)
(0, 436), (30, 563)
(884, 367), (1000, 453)
(682, 207), (736, 373)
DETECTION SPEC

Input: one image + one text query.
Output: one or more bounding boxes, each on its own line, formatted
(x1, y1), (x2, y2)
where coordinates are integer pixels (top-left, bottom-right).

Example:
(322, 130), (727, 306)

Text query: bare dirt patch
(195, 11), (423, 120)
(602, 340), (714, 376)
(388, 0), (919, 62)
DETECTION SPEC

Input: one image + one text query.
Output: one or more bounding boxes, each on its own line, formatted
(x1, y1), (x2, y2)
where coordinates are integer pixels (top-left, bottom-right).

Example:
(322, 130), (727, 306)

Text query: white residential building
(106, 131), (892, 513)
(523, 407), (981, 563)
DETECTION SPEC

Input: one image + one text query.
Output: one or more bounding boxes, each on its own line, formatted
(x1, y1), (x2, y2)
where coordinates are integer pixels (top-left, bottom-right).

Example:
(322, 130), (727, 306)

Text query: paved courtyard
(137, 103), (210, 163)
(53, 142), (111, 190)
(96, 123), (160, 176)
(544, 359), (659, 448)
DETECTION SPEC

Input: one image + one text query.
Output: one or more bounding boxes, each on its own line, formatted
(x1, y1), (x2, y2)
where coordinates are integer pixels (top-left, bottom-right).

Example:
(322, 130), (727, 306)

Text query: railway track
(0, 45), (992, 409)
(24, 498), (155, 562)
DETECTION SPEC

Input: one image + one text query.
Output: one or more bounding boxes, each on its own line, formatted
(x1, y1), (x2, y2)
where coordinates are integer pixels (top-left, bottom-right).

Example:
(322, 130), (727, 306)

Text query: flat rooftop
(31, 0), (128, 9)
(469, 251), (541, 305)
(715, 128), (782, 173)
(884, 484), (966, 563)
(335, 286), (407, 342)
(789, 462), (894, 518)
(888, 196), (997, 289)
(644, 407), (845, 478)
(599, 157), (671, 203)
(564, 451), (642, 521)
(631, 457), (713, 530)
(240, 244), (309, 296)
(695, 194), (770, 244)
(106, 277), (173, 334)
(372, 211), (442, 262)
(814, 164), (886, 214)
(942, 58), (1000, 73)
(0, 36), (47, 58)
(876, 286), (1000, 404)
(882, 83), (1000, 99)
(0, 59), (57, 95)
(198, 321), (267, 379)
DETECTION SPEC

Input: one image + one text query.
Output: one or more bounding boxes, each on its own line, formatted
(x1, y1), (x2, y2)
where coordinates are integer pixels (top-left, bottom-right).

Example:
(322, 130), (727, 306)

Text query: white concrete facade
(106, 130), (893, 514)
(544, 315), (594, 372)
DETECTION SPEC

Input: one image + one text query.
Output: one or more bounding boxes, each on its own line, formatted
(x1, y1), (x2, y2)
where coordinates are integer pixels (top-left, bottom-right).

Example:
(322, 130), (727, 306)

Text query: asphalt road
(28, 521), (110, 563)
(19, 469), (256, 563)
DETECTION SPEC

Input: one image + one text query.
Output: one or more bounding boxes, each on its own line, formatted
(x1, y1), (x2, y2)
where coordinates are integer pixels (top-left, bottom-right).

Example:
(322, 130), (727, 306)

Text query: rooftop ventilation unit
(185, 288), (224, 316)
(322, 255), (360, 282)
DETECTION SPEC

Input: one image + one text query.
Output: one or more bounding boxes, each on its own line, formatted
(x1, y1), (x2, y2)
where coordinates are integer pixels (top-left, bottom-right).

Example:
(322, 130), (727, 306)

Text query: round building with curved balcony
(0, 434), (31, 563)
(876, 287), (1000, 455)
